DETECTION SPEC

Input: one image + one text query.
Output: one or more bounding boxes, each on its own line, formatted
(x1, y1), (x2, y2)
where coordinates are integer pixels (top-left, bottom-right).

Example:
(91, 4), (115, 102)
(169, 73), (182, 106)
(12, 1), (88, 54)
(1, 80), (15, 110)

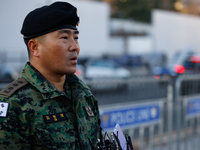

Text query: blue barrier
(100, 102), (161, 131)
(186, 96), (200, 118)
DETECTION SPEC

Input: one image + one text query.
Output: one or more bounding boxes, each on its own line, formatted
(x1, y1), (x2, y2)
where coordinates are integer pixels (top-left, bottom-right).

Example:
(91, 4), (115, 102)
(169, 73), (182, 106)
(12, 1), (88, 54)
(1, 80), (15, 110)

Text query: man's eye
(62, 36), (68, 39)
(74, 37), (79, 40)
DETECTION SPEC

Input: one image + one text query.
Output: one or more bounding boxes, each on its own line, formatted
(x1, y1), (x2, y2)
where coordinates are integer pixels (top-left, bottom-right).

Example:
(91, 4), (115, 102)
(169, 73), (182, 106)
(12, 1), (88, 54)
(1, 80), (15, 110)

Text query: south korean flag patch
(0, 102), (9, 117)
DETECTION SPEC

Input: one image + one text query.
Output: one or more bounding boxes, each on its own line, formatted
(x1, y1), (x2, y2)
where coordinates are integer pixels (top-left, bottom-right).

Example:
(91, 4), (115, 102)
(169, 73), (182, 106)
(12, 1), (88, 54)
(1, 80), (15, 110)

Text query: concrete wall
(152, 9), (200, 60)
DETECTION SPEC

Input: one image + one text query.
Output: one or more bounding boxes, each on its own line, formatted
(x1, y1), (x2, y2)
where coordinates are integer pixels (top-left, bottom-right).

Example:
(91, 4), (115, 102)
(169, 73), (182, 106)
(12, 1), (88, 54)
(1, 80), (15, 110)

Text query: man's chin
(65, 70), (76, 75)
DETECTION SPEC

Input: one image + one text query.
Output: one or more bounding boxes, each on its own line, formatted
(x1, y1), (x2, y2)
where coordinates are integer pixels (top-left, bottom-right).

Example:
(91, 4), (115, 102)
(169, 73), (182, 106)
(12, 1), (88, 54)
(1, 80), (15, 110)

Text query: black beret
(21, 1), (79, 39)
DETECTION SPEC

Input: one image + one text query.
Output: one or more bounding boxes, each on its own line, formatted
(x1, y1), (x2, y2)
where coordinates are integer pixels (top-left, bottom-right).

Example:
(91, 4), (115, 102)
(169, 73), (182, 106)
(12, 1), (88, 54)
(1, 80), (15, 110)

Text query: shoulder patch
(0, 102), (9, 117)
(0, 78), (29, 97)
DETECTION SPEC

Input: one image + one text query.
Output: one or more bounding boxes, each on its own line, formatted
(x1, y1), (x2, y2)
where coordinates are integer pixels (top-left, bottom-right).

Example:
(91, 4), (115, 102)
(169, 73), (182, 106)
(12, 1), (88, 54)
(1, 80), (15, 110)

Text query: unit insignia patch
(84, 106), (94, 117)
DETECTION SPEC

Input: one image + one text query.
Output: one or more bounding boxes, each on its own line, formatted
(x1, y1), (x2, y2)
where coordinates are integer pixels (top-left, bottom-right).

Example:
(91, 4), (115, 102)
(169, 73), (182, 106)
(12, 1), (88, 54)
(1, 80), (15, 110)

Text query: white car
(85, 59), (131, 79)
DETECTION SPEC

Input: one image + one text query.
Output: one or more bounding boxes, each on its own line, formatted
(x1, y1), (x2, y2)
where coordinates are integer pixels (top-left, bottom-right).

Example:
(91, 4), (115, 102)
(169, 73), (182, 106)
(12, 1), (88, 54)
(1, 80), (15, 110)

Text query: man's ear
(28, 39), (40, 58)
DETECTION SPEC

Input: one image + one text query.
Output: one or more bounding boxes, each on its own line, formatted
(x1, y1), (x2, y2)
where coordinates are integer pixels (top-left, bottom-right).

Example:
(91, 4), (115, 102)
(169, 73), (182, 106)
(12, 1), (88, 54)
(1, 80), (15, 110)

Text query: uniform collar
(20, 62), (90, 99)
(20, 62), (57, 93)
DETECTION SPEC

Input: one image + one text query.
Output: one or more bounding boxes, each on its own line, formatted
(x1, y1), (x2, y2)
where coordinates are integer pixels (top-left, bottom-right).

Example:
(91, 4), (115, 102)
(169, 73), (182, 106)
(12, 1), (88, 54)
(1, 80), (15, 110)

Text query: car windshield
(89, 60), (120, 69)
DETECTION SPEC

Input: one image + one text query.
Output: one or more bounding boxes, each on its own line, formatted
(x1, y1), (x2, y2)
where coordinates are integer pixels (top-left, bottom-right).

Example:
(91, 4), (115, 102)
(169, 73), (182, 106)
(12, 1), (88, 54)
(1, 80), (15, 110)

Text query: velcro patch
(0, 102), (9, 117)
(84, 106), (94, 117)
(43, 113), (67, 124)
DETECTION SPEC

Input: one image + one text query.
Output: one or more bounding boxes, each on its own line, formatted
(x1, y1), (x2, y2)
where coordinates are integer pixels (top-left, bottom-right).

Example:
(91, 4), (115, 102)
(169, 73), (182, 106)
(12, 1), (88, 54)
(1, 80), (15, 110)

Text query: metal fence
(85, 74), (200, 150)
(85, 77), (169, 106)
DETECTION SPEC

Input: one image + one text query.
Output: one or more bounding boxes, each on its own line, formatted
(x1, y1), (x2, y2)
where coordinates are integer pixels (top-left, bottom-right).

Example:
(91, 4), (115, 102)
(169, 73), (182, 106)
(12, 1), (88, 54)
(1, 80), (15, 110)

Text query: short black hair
(24, 38), (31, 59)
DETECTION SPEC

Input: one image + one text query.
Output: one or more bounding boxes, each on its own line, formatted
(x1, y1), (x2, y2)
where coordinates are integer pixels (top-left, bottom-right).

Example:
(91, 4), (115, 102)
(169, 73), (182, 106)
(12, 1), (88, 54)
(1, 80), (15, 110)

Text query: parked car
(152, 50), (200, 78)
(84, 59), (131, 92)
(0, 64), (19, 83)
(85, 59), (131, 79)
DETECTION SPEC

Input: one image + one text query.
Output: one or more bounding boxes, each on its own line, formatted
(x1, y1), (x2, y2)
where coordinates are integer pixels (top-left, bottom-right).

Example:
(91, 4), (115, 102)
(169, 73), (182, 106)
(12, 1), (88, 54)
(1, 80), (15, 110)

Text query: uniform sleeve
(0, 97), (31, 150)
(95, 99), (102, 139)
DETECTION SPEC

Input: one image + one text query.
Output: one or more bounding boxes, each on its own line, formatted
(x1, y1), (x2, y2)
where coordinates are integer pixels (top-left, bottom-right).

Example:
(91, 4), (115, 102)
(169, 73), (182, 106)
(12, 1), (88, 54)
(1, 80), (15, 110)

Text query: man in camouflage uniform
(0, 2), (101, 150)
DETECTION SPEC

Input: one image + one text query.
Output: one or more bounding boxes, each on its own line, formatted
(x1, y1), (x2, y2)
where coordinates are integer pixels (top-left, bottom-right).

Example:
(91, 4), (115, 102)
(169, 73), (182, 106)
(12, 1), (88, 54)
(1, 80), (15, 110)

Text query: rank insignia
(43, 113), (67, 124)
(0, 102), (9, 117)
(84, 106), (94, 117)
(0, 78), (28, 97)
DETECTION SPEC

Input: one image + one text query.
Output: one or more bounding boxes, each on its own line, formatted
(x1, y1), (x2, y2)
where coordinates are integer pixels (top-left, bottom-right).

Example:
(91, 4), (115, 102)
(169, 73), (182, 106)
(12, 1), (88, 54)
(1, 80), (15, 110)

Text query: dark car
(152, 50), (200, 78)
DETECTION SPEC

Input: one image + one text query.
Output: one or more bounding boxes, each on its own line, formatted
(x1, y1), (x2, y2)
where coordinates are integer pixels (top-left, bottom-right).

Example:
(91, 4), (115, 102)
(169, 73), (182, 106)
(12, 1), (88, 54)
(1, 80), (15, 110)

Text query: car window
(183, 61), (195, 68)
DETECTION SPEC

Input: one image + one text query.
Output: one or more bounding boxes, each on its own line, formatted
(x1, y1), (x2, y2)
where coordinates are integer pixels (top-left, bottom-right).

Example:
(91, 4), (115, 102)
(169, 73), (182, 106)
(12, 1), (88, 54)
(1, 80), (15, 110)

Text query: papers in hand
(113, 124), (127, 150)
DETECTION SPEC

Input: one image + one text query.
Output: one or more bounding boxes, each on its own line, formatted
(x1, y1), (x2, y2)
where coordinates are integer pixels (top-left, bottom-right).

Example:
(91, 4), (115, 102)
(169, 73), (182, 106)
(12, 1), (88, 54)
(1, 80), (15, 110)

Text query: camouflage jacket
(0, 62), (101, 150)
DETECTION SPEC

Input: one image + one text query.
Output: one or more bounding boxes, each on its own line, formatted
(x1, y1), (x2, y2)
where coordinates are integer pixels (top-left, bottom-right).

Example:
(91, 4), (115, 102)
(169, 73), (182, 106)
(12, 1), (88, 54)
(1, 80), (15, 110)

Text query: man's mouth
(70, 56), (78, 63)
(71, 56), (77, 60)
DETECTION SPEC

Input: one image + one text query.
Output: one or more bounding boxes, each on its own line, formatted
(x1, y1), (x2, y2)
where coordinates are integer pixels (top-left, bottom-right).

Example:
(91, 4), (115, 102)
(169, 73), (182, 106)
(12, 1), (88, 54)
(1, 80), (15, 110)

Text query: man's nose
(69, 39), (79, 51)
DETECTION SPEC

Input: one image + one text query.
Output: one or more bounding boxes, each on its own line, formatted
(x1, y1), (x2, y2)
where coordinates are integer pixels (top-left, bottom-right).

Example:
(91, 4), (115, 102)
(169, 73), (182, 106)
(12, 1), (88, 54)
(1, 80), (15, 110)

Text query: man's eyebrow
(58, 29), (79, 35)
(74, 30), (79, 34)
